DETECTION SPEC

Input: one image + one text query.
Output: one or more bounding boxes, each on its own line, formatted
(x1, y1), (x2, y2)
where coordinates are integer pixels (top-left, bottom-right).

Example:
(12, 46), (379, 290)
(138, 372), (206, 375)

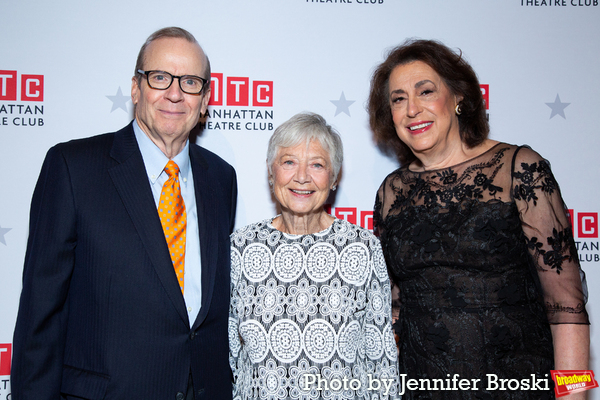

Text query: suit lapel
(189, 145), (219, 329)
(108, 124), (190, 326)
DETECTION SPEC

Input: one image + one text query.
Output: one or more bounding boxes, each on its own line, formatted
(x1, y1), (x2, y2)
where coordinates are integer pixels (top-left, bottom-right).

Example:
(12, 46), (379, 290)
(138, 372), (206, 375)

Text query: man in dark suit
(11, 27), (236, 400)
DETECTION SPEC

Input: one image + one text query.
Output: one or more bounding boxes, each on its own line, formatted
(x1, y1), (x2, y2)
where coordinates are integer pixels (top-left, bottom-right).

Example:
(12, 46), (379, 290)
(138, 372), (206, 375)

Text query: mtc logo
(0, 344), (10, 375)
(209, 73), (273, 107)
(569, 210), (598, 238)
(480, 84), (489, 110)
(325, 206), (373, 230)
(0, 70), (44, 101)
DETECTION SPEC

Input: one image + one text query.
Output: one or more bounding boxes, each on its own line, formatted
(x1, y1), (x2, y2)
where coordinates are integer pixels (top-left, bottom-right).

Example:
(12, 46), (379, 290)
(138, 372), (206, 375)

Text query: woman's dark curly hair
(368, 39), (489, 165)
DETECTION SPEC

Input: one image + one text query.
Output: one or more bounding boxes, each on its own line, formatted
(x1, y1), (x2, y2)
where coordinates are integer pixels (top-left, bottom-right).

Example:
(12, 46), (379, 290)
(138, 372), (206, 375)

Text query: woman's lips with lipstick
(407, 121), (433, 134)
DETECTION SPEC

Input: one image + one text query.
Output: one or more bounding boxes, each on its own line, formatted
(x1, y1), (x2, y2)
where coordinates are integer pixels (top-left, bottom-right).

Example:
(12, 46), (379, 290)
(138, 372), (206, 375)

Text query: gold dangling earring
(455, 104), (462, 115)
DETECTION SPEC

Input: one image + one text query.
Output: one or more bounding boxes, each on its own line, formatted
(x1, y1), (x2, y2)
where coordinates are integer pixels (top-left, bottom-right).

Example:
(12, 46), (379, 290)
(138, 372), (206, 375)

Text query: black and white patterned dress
(229, 218), (400, 400)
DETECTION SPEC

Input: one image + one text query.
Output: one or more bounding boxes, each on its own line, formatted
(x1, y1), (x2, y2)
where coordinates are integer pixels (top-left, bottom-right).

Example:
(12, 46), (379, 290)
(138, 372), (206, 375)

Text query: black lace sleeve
(512, 146), (589, 324)
(374, 172), (398, 241)
(374, 182), (386, 239)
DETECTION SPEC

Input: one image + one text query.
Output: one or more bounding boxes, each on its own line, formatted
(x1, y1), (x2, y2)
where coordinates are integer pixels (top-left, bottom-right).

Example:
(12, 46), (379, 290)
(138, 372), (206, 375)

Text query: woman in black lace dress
(368, 39), (589, 399)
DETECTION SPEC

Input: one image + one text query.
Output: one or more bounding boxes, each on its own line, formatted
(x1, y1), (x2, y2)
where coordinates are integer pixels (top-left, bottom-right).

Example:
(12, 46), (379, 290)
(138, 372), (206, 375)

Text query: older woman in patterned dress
(229, 112), (400, 400)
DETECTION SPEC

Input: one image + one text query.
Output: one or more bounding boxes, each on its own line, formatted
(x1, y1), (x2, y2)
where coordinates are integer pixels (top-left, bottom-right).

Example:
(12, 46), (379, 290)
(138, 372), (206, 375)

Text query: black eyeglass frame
(137, 69), (209, 95)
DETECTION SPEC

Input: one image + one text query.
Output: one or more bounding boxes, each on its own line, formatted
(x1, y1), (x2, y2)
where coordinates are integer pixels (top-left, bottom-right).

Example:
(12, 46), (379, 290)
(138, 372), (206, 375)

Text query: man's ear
(131, 76), (140, 106)
(200, 87), (211, 115)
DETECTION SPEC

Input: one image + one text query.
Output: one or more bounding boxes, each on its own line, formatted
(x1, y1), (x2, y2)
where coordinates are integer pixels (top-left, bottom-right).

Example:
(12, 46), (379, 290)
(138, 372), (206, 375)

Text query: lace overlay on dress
(229, 218), (400, 400)
(374, 143), (588, 399)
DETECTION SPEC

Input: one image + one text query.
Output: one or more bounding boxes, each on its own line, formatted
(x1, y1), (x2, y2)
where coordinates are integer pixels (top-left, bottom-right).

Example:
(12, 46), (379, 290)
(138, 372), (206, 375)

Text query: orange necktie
(158, 160), (186, 293)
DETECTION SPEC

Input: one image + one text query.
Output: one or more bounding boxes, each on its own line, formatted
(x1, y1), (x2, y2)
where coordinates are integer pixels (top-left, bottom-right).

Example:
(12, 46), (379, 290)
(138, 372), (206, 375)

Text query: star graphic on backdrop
(545, 94), (570, 119)
(0, 225), (11, 246)
(330, 92), (355, 117)
(106, 87), (131, 113)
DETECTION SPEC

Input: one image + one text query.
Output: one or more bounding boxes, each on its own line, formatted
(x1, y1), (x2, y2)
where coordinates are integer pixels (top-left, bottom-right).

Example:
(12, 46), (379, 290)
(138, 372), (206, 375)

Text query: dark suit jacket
(11, 122), (237, 400)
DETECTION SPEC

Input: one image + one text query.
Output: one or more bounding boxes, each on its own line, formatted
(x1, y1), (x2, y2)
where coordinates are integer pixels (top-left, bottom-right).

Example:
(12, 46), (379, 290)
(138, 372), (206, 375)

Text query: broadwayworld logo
(551, 370), (599, 397)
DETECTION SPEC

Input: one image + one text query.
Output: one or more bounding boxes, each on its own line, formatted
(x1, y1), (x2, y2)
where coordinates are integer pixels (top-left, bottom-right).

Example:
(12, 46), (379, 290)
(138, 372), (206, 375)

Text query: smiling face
(131, 37), (210, 156)
(388, 60), (462, 162)
(271, 139), (335, 219)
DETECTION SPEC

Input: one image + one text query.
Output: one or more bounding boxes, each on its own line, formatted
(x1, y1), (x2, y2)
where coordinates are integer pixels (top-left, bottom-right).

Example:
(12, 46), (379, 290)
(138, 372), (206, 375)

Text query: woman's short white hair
(267, 112), (343, 181)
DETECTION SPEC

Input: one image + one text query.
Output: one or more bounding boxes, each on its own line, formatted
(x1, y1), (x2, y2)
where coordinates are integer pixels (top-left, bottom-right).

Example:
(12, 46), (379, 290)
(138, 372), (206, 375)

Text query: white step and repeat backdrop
(1, 0), (599, 397)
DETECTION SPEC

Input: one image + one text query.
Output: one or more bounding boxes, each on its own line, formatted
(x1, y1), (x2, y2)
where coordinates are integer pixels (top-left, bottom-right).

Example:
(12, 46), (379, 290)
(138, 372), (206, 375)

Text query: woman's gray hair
(267, 112), (343, 181)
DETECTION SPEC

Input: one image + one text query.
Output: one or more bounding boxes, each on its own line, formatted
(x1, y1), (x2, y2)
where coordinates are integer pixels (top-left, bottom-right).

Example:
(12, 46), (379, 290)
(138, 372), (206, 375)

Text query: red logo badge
(209, 73), (273, 107)
(551, 370), (599, 397)
(0, 70), (44, 101)
(480, 84), (489, 110)
(0, 343), (11, 375)
(324, 206), (374, 230)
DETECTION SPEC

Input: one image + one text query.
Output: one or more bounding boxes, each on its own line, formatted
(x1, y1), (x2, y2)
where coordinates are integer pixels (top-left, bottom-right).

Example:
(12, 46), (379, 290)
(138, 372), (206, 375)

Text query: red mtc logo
(0, 344), (11, 375)
(568, 210), (598, 238)
(325, 206), (374, 230)
(208, 73), (273, 107)
(480, 84), (489, 110)
(0, 70), (44, 102)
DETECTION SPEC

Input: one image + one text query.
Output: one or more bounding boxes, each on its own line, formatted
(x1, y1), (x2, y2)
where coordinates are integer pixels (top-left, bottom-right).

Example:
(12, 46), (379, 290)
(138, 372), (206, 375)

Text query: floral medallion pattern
(229, 218), (398, 399)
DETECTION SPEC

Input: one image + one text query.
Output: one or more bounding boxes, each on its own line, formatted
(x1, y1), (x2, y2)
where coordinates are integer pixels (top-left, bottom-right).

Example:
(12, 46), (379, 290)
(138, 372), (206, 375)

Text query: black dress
(374, 143), (588, 399)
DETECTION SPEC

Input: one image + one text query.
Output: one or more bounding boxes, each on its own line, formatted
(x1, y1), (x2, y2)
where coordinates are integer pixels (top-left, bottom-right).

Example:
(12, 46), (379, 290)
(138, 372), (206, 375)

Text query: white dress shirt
(133, 120), (202, 328)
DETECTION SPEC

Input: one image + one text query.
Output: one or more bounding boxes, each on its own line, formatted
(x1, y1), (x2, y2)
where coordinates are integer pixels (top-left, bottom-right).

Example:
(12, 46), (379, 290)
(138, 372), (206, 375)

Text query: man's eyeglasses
(137, 70), (208, 95)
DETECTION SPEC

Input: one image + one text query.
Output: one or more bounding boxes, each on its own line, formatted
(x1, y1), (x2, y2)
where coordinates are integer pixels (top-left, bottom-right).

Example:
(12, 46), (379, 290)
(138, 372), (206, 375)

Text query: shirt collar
(133, 119), (191, 185)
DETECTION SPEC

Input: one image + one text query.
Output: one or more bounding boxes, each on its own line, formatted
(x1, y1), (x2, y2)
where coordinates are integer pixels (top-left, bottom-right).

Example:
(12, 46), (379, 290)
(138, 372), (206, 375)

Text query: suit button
(189, 331), (195, 340)
(176, 392), (185, 400)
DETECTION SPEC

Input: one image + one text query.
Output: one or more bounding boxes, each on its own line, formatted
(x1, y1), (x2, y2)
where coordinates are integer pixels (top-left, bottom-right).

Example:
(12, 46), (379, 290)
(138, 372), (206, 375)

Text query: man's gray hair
(134, 27), (211, 82)
(267, 112), (343, 181)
